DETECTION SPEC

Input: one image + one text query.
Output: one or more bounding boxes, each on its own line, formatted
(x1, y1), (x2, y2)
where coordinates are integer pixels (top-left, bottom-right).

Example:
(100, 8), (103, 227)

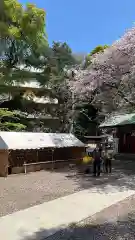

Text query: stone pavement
(47, 194), (135, 240)
(0, 184), (135, 240)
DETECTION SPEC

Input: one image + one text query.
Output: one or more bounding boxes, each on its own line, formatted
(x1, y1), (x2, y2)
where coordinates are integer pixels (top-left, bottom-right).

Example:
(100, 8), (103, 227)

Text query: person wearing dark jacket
(93, 147), (101, 176)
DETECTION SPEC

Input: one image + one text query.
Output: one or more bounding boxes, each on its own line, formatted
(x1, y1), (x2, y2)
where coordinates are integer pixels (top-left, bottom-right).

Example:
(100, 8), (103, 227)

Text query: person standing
(93, 146), (101, 176)
(104, 149), (112, 173)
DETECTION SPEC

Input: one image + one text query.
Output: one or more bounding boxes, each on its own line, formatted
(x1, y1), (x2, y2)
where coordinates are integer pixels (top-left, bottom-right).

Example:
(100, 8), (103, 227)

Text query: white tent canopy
(0, 132), (84, 150)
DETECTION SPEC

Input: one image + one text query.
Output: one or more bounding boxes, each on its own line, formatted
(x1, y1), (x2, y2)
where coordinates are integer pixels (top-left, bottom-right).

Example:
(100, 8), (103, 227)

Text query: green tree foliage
(84, 45), (109, 69)
(51, 42), (77, 71)
(0, 0), (48, 84)
(0, 0), (46, 41)
(90, 45), (109, 56)
(33, 41), (79, 90)
(0, 108), (26, 131)
(38, 41), (78, 86)
(0, 1), (106, 135)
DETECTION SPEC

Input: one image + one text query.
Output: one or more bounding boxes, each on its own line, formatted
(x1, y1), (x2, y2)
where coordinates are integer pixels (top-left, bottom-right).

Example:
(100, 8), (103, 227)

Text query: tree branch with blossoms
(69, 27), (135, 113)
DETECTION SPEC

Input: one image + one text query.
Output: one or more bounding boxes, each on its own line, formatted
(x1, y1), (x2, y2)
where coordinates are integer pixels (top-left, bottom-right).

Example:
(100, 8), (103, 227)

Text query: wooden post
(51, 149), (54, 171)
(36, 150), (39, 162)
(24, 161), (26, 174)
(7, 150), (9, 177)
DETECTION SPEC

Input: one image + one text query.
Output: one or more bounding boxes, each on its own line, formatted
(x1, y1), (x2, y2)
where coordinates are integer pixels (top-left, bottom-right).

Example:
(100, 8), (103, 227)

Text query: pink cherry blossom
(70, 27), (135, 103)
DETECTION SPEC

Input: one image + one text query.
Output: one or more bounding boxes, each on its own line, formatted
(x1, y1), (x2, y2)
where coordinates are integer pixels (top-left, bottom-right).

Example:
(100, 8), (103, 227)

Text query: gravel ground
(0, 169), (81, 217)
(1, 161), (135, 218)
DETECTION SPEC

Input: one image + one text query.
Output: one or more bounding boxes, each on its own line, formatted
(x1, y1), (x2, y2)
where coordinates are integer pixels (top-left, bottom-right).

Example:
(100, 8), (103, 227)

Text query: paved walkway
(0, 185), (135, 240)
(47, 194), (135, 240)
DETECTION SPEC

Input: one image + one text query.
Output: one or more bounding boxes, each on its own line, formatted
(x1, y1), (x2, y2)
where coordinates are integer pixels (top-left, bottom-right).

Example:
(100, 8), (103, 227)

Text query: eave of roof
(100, 113), (135, 128)
(0, 132), (84, 150)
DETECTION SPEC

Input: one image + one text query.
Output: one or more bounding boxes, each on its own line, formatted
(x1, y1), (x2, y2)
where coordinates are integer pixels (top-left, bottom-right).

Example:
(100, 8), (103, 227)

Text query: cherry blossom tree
(70, 27), (135, 112)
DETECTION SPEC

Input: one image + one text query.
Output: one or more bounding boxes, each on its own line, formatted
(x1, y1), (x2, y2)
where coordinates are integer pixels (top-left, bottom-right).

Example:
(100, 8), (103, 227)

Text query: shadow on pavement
(49, 160), (135, 192)
(20, 220), (135, 240)
(21, 207), (135, 240)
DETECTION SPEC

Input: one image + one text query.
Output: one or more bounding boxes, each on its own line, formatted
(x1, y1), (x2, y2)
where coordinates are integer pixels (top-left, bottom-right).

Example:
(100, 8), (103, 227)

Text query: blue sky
(20, 0), (135, 53)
